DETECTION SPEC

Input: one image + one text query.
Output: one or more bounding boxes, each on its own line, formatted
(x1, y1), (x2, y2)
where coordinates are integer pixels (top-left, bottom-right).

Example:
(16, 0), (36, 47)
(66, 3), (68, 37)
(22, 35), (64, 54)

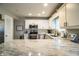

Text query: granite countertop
(0, 38), (79, 56)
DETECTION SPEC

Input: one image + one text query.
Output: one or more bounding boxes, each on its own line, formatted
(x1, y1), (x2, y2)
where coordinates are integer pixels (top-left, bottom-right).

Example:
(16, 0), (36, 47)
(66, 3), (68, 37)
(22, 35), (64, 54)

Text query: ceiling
(0, 3), (62, 19)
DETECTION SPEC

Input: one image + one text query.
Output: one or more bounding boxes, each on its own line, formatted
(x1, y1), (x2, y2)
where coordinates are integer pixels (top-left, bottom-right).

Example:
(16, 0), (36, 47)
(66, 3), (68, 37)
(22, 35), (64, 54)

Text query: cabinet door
(58, 5), (66, 28)
(66, 4), (79, 26)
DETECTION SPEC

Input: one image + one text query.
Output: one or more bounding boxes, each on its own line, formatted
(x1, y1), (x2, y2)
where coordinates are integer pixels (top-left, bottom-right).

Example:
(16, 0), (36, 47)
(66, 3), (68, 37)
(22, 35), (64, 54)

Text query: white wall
(25, 19), (49, 29)
(66, 4), (79, 26)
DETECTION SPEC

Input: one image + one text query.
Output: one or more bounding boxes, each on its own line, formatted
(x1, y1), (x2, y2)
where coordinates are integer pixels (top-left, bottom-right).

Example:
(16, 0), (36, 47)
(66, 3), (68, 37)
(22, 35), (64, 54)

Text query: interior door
(4, 15), (13, 42)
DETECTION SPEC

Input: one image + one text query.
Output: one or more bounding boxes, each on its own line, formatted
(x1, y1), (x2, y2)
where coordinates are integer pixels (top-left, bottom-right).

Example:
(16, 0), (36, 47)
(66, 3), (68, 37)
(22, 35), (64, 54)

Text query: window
(52, 16), (60, 29)
(52, 16), (66, 32)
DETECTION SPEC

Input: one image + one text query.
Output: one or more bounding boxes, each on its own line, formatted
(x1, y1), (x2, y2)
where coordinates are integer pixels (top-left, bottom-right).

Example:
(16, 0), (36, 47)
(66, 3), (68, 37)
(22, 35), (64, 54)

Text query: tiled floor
(0, 38), (79, 56)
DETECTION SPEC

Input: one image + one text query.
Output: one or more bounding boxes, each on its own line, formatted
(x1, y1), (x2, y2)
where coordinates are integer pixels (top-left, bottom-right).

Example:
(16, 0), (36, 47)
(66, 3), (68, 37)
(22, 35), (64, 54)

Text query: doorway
(0, 17), (4, 44)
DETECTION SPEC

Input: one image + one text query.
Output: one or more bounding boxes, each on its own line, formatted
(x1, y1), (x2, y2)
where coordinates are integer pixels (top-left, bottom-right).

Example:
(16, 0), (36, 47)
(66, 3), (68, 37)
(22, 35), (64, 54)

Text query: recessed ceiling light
(44, 3), (48, 7)
(28, 13), (32, 16)
(42, 11), (45, 14)
(38, 13), (41, 16)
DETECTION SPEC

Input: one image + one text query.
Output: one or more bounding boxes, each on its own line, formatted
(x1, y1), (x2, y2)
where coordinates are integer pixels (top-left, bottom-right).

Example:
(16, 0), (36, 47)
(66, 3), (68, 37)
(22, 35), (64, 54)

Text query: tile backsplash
(67, 29), (79, 36)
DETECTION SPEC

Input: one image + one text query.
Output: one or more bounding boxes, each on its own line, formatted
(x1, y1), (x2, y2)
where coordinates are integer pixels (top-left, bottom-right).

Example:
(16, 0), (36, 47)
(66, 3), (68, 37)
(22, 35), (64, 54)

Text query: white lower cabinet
(24, 34), (28, 39)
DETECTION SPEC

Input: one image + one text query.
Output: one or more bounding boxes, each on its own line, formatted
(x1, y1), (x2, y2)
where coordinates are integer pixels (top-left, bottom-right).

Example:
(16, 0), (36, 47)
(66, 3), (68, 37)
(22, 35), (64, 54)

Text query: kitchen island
(0, 38), (79, 56)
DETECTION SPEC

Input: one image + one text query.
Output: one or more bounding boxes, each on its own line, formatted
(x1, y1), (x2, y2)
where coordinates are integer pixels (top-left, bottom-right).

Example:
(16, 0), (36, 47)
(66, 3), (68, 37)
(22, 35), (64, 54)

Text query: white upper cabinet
(49, 4), (79, 29)
(66, 4), (79, 26)
(25, 20), (49, 29)
(49, 5), (66, 29)
(58, 5), (66, 28)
